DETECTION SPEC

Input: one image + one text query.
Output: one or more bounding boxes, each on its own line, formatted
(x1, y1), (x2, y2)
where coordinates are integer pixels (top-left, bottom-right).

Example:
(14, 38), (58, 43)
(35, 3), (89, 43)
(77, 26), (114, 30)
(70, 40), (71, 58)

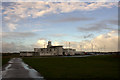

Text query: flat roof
(50, 46), (63, 48)
(20, 51), (34, 52)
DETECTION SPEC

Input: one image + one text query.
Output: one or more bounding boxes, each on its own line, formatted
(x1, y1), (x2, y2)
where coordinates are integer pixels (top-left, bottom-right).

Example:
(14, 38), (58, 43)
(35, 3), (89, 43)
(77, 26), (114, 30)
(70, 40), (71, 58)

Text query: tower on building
(47, 41), (52, 48)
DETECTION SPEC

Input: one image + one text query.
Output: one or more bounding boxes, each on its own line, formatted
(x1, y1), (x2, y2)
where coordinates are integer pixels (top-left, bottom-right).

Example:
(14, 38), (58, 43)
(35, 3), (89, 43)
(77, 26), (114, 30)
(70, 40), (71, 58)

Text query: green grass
(1, 54), (20, 67)
(23, 55), (120, 80)
(1, 57), (10, 66)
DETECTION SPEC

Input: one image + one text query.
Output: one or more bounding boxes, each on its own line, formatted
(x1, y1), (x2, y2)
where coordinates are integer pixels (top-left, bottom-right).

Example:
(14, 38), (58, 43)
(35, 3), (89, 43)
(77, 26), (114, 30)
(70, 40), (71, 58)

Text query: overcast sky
(1, 1), (119, 52)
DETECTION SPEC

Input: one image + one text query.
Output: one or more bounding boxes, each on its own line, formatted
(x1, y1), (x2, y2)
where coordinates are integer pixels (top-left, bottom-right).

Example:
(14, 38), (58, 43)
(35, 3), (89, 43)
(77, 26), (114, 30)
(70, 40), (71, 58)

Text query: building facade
(20, 41), (76, 56)
(34, 41), (63, 56)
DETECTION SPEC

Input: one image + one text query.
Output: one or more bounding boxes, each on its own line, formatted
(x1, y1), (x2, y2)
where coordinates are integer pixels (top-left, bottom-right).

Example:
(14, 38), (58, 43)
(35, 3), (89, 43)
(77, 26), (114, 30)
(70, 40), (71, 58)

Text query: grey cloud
(38, 38), (47, 40)
(107, 20), (118, 25)
(52, 17), (94, 23)
(2, 41), (33, 53)
(78, 21), (114, 32)
(2, 32), (37, 39)
(74, 34), (94, 40)
(50, 34), (67, 37)
(83, 34), (94, 39)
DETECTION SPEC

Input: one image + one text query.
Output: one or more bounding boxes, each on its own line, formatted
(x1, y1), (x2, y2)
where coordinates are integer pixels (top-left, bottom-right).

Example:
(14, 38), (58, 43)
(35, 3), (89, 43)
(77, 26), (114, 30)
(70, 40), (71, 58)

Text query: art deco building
(20, 41), (76, 56)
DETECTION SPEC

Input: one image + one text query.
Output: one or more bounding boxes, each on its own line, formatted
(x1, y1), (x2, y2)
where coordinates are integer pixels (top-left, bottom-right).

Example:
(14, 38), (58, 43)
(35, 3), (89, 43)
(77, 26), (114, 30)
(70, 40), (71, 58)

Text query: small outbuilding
(20, 51), (34, 57)
(63, 48), (76, 56)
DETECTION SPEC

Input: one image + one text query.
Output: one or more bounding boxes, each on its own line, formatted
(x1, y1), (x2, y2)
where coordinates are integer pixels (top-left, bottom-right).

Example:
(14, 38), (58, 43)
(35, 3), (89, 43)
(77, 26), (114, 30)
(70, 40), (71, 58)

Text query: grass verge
(1, 57), (10, 66)
(23, 55), (120, 80)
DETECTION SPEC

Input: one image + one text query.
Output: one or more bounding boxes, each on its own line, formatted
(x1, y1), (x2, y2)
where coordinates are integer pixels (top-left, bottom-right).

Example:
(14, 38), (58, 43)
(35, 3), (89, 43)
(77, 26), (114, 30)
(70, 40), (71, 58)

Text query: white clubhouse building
(20, 41), (76, 56)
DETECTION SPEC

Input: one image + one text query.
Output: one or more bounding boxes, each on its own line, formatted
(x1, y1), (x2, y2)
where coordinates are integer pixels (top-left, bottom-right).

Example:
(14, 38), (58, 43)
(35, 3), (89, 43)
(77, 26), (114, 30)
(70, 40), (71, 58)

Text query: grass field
(1, 54), (20, 66)
(1, 57), (10, 67)
(23, 55), (120, 80)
